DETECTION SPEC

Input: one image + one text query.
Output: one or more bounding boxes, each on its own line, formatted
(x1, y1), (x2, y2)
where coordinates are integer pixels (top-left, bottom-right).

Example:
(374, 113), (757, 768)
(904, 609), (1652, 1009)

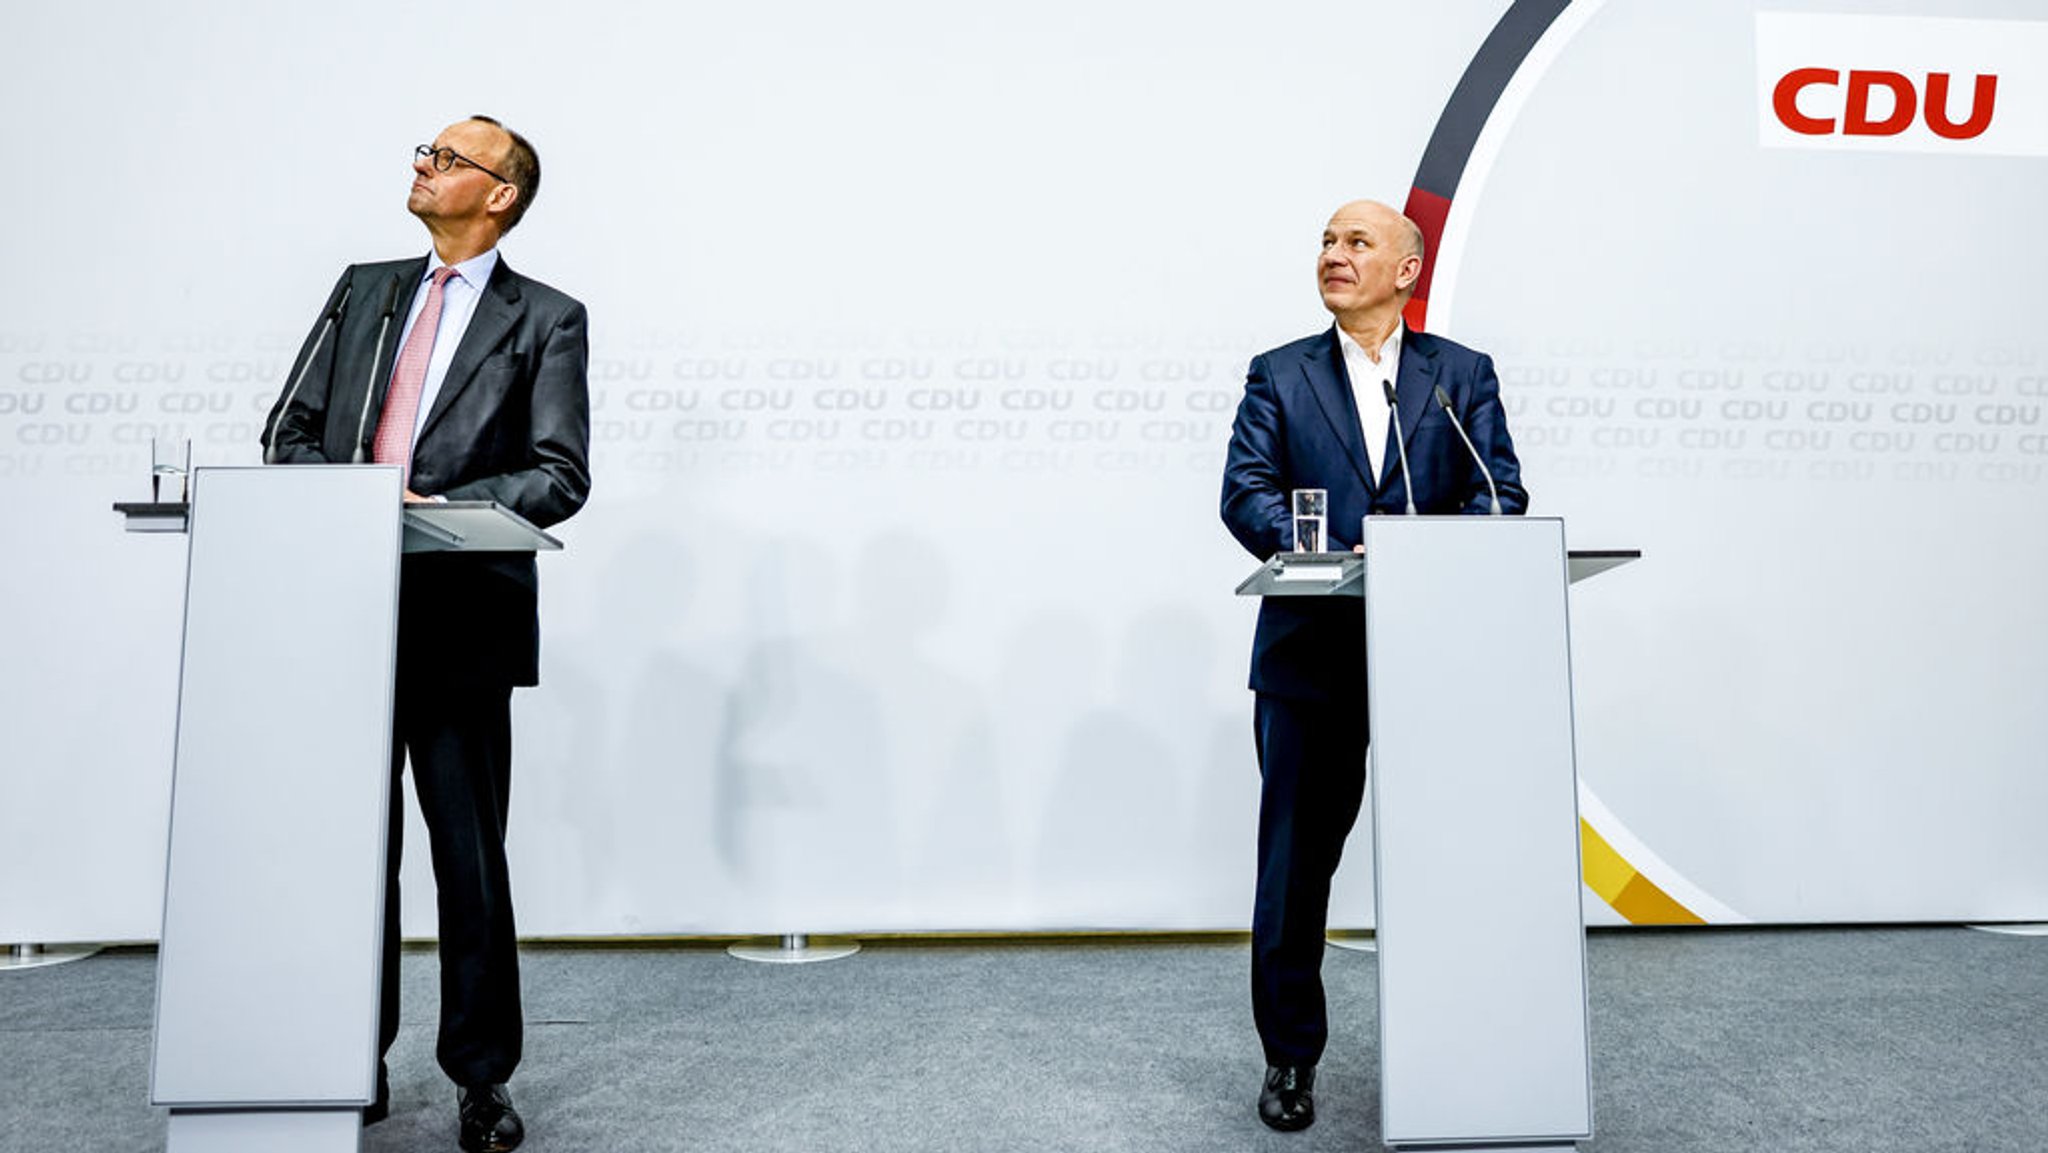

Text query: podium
(1238, 517), (1635, 1152)
(117, 466), (559, 1153)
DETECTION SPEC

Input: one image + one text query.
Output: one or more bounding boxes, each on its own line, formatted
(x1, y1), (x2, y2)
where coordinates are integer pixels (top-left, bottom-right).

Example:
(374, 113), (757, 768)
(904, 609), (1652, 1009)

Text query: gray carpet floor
(3, 927), (2045, 1152)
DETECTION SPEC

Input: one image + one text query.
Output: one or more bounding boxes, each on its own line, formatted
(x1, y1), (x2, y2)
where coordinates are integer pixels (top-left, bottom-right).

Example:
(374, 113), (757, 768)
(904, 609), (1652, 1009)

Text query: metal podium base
(1326, 930), (1378, 954)
(1, 943), (101, 971)
(727, 934), (862, 964)
(1967, 923), (2048, 937)
(166, 1107), (360, 1153)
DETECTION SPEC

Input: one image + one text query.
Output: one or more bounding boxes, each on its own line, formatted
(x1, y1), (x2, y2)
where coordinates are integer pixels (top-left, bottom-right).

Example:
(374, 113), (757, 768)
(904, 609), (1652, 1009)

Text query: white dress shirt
(1337, 321), (1403, 485)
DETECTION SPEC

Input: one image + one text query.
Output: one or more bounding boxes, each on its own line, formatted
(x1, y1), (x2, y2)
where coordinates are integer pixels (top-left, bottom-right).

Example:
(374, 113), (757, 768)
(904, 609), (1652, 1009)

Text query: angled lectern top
(399, 500), (561, 552)
(118, 495), (560, 554)
(1235, 546), (1639, 597)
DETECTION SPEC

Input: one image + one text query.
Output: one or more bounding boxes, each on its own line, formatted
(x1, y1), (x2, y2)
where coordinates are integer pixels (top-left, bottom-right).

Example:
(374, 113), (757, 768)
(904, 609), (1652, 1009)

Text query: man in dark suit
(1220, 199), (1526, 1132)
(262, 115), (590, 1153)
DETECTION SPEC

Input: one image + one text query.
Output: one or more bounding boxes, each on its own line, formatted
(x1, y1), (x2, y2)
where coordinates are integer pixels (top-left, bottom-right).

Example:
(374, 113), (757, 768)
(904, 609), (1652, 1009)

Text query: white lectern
(119, 466), (560, 1153)
(1238, 517), (1635, 1152)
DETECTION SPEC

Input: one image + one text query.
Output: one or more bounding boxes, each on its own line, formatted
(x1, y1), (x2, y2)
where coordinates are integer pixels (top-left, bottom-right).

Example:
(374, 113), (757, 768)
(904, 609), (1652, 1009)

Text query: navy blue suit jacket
(1220, 326), (1527, 701)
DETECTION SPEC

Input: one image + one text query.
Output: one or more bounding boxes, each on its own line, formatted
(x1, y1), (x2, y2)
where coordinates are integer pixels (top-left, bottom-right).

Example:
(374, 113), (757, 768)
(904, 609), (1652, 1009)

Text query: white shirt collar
(1335, 320), (1402, 370)
(427, 247), (500, 290)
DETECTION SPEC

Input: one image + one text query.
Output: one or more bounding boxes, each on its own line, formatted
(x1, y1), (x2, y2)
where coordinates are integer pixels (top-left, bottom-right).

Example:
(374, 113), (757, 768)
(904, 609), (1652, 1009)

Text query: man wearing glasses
(262, 116), (590, 1153)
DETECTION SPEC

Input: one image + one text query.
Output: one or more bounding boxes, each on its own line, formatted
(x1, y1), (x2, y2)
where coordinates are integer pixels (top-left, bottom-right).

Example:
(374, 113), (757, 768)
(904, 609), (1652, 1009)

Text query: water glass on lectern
(1291, 488), (1327, 553)
(151, 437), (190, 504)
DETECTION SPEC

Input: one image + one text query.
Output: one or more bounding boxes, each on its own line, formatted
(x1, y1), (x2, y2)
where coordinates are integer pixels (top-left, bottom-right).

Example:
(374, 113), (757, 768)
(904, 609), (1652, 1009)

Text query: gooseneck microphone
(264, 280), (353, 464)
(1381, 379), (1417, 515)
(349, 275), (407, 464)
(1433, 384), (1502, 515)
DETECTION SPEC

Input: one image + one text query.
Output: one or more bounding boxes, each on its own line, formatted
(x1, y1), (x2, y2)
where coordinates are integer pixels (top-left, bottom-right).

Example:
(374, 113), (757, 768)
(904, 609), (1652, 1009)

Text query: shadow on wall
(519, 527), (1253, 933)
(845, 531), (1004, 921)
(1034, 604), (1249, 926)
(715, 543), (896, 931)
(516, 528), (735, 931)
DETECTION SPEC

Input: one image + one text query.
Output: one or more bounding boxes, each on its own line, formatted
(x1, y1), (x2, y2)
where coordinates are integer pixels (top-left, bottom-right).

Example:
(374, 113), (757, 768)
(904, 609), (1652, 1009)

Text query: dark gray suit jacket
(262, 255), (592, 688)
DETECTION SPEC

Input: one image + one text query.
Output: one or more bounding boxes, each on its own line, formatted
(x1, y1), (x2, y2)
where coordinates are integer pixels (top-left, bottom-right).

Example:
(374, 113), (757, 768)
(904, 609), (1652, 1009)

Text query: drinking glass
(1291, 488), (1328, 553)
(151, 437), (190, 504)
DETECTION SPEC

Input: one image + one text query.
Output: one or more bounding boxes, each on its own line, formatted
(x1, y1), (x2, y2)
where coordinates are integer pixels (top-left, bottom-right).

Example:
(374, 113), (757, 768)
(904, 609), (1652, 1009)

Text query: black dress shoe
(362, 1066), (390, 1126)
(1258, 1064), (1316, 1131)
(458, 1083), (525, 1153)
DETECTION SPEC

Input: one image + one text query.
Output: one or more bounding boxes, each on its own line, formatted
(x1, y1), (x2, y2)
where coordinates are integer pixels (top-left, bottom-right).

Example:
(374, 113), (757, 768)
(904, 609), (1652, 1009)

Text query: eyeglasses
(414, 143), (512, 185)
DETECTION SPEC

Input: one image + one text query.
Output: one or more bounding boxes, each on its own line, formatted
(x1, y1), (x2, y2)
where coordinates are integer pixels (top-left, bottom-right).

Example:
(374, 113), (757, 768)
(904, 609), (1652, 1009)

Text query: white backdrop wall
(3, 0), (2044, 941)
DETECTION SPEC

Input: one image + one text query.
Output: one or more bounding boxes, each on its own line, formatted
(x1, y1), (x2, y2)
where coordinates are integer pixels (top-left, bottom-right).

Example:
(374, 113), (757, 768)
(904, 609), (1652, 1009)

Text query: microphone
(264, 278), (353, 464)
(349, 275), (407, 464)
(1433, 384), (1502, 515)
(1381, 379), (1416, 515)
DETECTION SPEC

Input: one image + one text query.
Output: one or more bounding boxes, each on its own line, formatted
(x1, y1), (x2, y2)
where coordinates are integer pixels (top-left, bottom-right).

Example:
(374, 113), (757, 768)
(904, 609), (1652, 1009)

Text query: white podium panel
(164, 1109), (361, 1153)
(150, 466), (401, 1110)
(1364, 515), (1591, 1148)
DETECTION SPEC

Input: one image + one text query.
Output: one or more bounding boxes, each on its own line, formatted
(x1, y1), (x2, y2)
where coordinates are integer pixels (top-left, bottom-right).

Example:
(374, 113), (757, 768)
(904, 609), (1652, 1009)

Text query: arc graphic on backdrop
(1402, 0), (1745, 925)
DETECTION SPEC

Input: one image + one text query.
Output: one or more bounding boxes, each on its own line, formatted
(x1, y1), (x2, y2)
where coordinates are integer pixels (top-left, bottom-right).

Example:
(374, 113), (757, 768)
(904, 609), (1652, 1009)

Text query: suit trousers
(380, 682), (523, 1088)
(1251, 691), (1370, 1067)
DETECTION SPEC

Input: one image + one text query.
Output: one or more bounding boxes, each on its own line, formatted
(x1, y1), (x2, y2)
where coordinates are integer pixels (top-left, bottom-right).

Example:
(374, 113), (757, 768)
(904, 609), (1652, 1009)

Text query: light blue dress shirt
(394, 247), (501, 449)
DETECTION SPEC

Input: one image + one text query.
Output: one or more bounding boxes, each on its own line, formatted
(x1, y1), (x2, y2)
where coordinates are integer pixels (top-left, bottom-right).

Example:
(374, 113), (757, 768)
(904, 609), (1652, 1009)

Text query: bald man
(1220, 200), (1527, 1131)
(264, 116), (591, 1152)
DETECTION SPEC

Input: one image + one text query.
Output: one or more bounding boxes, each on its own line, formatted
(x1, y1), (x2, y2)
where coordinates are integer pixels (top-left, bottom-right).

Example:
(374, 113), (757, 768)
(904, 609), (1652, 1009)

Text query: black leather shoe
(362, 1066), (390, 1126)
(458, 1083), (525, 1153)
(1258, 1064), (1316, 1131)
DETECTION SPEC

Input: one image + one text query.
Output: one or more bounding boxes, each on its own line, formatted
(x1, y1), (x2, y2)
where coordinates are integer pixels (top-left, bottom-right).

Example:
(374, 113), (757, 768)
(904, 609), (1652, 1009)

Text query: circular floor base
(727, 935), (862, 964)
(1, 944), (102, 971)
(1326, 932), (1377, 954)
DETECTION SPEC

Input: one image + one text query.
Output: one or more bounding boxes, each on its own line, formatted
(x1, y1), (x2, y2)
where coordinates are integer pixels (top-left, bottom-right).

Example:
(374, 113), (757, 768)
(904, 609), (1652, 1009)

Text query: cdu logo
(1756, 12), (2048, 156)
(1771, 69), (1994, 140)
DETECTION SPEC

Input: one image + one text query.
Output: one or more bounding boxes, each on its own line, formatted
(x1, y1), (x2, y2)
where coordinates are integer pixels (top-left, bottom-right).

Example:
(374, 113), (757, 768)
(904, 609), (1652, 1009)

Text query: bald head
(1318, 200), (1426, 335)
(1329, 199), (1425, 263)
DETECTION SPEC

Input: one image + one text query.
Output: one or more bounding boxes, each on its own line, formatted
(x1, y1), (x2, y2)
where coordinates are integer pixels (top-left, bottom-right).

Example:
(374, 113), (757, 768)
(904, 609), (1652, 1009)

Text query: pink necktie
(371, 266), (459, 473)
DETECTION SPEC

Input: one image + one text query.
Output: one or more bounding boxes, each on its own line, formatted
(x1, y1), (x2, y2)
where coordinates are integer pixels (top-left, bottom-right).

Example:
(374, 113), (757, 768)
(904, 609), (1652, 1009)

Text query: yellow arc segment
(1580, 818), (1705, 925)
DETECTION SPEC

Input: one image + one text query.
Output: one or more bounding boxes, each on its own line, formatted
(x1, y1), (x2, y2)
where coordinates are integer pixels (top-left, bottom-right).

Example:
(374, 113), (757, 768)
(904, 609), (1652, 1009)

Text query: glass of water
(151, 437), (190, 504)
(1291, 488), (1328, 553)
